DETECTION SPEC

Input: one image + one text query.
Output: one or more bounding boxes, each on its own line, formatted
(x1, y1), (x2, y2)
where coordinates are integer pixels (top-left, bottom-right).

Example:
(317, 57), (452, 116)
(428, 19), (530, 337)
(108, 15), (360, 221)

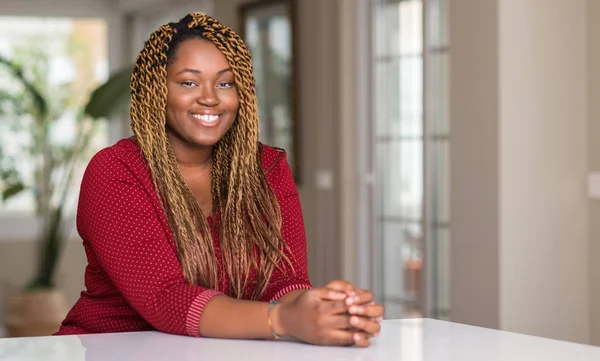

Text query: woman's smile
(190, 112), (221, 127)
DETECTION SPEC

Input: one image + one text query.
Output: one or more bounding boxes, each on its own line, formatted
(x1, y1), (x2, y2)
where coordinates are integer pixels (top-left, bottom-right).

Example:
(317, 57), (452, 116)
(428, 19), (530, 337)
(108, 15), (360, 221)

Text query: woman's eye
(181, 81), (196, 87)
(218, 82), (235, 88)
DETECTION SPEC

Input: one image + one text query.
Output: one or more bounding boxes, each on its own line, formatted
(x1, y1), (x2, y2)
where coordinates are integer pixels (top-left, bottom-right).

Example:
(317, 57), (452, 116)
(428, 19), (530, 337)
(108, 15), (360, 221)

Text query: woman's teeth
(192, 114), (219, 123)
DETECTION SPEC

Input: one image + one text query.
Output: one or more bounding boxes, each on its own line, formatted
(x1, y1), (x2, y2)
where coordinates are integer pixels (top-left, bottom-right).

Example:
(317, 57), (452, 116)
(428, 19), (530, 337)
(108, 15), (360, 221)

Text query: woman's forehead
(168, 38), (230, 73)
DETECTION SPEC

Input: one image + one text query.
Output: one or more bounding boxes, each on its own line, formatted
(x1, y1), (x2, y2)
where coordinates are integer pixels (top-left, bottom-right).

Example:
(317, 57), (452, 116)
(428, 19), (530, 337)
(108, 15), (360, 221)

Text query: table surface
(1, 318), (599, 361)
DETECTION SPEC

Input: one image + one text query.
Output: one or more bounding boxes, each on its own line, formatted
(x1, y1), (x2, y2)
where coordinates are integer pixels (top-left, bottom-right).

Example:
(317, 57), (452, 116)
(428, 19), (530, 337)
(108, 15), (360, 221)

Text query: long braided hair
(129, 13), (292, 299)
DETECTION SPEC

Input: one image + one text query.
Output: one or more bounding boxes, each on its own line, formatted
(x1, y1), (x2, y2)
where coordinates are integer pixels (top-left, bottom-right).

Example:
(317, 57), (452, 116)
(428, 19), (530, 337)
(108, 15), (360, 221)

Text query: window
(373, 0), (449, 319)
(426, 0), (450, 320)
(0, 17), (108, 218)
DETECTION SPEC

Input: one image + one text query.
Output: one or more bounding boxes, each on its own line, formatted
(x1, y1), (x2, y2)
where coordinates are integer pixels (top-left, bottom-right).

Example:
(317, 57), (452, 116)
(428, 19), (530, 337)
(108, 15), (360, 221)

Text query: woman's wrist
(271, 302), (290, 337)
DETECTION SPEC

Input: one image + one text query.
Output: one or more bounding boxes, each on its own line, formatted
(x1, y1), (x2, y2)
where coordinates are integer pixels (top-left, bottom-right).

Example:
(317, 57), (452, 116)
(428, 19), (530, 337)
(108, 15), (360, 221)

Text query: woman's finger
(351, 331), (372, 347)
(323, 329), (355, 347)
(325, 315), (353, 330)
(311, 287), (348, 301)
(345, 289), (374, 306)
(325, 330), (371, 347)
(348, 303), (385, 318)
(308, 289), (351, 315)
(348, 315), (381, 335)
(324, 280), (356, 296)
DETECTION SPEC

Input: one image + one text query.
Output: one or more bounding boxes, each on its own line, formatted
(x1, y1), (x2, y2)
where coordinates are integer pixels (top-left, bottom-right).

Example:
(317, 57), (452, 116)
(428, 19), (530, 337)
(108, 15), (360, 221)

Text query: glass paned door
(373, 0), (449, 319)
(374, 0), (425, 319)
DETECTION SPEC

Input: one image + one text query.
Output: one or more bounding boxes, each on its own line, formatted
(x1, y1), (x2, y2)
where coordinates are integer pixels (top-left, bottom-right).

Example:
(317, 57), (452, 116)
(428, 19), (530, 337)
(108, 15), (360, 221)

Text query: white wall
(499, 0), (589, 343)
(449, 0), (501, 330)
(451, 0), (591, 344)
(337, 0), (359, 286)
(588, 0), (600, 347)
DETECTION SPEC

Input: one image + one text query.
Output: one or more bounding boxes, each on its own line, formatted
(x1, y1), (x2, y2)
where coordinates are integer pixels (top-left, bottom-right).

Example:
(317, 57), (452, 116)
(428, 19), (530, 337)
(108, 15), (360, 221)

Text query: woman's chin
(189, 139), (219, 148)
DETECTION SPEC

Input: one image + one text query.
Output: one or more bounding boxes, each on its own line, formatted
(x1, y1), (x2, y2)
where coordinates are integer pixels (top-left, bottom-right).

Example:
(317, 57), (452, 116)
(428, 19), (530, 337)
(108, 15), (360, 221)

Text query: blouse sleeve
(76, 147), (222, 337)
(259, 151), (312, 302)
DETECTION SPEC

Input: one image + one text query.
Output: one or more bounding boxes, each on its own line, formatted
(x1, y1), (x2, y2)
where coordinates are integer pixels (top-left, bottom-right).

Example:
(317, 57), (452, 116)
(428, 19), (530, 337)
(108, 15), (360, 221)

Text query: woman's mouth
(191, 113), (220, 126)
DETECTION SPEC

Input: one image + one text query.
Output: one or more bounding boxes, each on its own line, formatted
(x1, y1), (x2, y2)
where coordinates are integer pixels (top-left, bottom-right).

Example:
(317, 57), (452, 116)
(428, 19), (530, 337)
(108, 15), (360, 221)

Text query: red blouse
(55, 138), (311, 337)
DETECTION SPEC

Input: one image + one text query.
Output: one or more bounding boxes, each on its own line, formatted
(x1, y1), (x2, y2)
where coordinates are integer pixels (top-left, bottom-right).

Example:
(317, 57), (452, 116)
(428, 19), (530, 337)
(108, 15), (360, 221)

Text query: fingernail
(377, 317), (383, 322)
(351, 316), (360, 326)
(374, 332), (380, 337)
(353, 333), (361, 342)
(346, 297), (354, 305)
(349, 306), (358, 314)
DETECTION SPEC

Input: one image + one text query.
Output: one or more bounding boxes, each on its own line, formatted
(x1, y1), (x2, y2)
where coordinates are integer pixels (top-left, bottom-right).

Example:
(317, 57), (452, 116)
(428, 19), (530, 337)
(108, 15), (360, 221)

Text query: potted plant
(0, 49), (131, 337)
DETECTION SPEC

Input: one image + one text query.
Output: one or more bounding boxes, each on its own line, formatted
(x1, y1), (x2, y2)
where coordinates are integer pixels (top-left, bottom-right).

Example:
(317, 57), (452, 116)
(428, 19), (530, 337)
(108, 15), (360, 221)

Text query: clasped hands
(273, 280), (384, 347)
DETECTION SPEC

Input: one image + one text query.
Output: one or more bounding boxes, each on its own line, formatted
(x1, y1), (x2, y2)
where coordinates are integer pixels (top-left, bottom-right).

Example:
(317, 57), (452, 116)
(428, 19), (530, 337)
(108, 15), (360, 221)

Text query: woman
(56, 13), (383, 347)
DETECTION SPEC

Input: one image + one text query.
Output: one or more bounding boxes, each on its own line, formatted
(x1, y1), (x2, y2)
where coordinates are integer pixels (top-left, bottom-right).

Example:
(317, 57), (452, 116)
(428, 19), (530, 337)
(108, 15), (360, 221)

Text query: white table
(1, 318), (599, 360)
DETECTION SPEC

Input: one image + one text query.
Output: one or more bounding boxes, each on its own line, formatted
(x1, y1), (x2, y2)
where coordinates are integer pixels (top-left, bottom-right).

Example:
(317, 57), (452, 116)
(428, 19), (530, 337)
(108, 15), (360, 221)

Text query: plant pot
(4, 288), (68, 337)
(403, 258), (422, 296)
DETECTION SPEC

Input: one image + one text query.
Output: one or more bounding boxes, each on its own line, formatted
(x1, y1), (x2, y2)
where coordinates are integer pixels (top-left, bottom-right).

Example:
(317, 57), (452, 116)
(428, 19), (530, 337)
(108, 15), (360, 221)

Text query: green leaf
(0, 55), (49, 121)
(84, 66), (133, 120)
(2, 181), (26, 202)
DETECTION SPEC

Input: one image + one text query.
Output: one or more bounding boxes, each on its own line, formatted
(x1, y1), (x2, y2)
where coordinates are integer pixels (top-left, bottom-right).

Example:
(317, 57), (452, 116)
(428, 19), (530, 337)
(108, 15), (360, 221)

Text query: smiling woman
(55, 13), (383, 347)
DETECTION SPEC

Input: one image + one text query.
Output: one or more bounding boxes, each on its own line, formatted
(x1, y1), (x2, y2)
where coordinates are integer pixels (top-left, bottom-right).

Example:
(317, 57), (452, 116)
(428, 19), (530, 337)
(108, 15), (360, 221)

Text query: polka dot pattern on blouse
(55, 138), (311, 337)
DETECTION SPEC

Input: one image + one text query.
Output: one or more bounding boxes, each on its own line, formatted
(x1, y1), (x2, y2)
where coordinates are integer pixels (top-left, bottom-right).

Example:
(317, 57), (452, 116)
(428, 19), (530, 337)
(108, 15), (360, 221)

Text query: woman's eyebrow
(175, 67), (232, 76)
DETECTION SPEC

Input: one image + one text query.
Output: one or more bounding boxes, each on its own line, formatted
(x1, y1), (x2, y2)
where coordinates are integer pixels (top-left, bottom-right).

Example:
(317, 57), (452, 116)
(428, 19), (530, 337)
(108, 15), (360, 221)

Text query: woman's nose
(197, 85), (219, 106)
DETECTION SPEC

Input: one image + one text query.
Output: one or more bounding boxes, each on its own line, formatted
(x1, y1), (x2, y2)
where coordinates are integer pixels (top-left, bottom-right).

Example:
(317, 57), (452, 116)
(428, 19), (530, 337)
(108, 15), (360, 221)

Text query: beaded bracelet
(267, 300), (280, 340)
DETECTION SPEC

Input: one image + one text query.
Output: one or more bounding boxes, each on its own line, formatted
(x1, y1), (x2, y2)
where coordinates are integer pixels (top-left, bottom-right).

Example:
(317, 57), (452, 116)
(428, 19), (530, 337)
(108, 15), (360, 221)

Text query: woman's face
(165, 38), (239, 150)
